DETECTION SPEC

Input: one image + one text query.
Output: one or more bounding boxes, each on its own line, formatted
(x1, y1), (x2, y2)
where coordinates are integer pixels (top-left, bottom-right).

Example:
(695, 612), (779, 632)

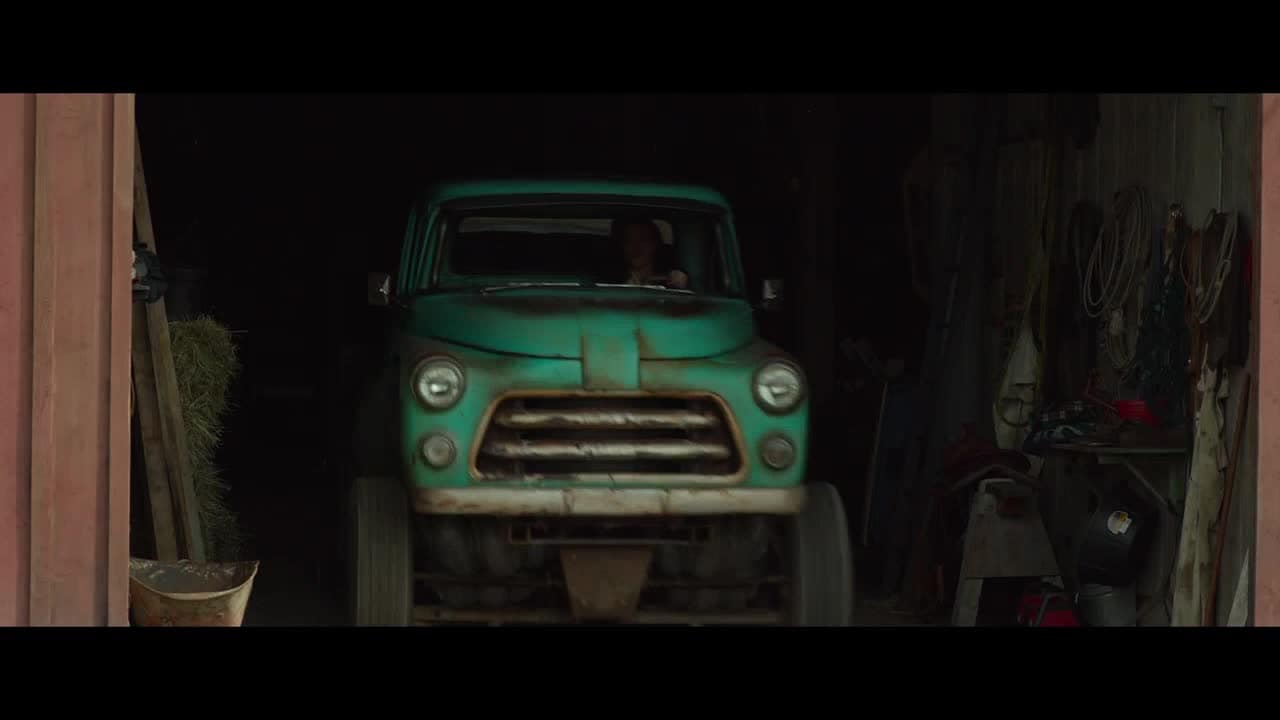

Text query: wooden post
(0, 94), (135, 625)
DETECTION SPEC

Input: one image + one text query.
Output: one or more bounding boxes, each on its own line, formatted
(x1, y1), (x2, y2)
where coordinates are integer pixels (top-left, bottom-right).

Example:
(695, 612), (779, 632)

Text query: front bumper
(413, 486), (806, 516)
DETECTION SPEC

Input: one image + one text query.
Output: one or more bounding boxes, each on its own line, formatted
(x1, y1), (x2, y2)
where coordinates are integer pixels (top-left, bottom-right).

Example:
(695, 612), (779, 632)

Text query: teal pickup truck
(349, 178), (853, 626)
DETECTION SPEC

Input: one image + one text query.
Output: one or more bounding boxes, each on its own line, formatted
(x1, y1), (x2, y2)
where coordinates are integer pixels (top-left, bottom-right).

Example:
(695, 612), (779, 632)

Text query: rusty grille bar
(482, 439), (730, 462)
(494, 408), (721, 430)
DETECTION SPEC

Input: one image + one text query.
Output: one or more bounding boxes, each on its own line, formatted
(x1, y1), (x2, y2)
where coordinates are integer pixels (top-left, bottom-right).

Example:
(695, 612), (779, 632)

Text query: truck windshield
(435, 205), (737, 296)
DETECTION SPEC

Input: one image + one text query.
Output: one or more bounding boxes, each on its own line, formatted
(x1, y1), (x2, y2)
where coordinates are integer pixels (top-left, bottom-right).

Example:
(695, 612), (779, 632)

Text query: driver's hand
(667, 270), (689, 289)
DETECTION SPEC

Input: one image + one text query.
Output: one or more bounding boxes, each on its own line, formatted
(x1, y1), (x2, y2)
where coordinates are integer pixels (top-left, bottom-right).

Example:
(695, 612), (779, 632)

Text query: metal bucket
(1076, 583), (1137, 627)
(129, 558), (260, 627)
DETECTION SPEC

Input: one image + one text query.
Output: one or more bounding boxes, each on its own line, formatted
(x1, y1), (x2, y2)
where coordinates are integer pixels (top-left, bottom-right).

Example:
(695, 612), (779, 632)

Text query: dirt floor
(228, 445), (933, 627)
(233, 462), (346, 627)
(236, 488), (931, 627)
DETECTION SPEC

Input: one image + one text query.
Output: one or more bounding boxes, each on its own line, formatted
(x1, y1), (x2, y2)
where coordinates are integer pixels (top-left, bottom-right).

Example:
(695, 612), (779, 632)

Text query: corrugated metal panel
(1077, 114), (1100, 209)
(1223, 93), (1258, 215)
(1177, 94), (1222, 221)
(1099, 94), (1119, 201)
(1147, 94), (1179, 219)
(1113, 95), (1137, 192)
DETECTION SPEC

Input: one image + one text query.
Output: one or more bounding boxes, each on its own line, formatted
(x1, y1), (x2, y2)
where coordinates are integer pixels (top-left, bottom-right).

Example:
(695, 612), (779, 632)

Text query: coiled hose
(1182, 209), (1237, 325)
(1081, 185), (1151, 370)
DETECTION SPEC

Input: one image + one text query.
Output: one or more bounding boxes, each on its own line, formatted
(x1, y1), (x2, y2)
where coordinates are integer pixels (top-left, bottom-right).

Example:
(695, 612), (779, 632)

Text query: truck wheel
(787, 482), (855, 626)
(348, 475), (413, 626)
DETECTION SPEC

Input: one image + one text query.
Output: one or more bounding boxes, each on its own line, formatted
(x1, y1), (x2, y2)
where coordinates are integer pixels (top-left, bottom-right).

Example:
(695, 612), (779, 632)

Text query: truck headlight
(413, 357), (465, 410)
(753, 360), (804, 414)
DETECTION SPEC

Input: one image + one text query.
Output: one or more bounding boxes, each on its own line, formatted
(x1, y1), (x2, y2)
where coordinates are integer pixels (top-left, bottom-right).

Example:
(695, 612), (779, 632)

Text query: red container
(1113, 400), (1159, 427)
(1017, 594), (1081, 627)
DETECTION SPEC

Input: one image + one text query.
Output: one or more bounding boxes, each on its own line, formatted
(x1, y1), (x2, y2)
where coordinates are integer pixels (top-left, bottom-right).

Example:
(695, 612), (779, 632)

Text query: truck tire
(348, 475), (413, 626)
(788, 482), (855, 626)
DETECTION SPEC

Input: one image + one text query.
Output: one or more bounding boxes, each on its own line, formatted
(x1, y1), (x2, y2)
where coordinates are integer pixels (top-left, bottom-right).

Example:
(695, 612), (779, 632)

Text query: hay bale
(169, 315), (242, 560)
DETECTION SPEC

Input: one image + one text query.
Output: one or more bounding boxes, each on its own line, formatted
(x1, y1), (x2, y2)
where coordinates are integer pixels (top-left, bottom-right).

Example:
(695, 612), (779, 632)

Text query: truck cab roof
(424, 177), (732, 211)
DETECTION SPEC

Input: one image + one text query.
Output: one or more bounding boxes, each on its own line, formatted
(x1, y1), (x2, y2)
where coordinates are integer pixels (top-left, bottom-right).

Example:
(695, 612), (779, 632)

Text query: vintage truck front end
(349, 180), (853, 626)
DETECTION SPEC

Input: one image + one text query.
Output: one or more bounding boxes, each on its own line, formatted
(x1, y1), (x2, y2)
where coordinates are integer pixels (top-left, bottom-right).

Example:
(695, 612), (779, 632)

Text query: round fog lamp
(421, 434), (457, 469)
(760, 434), (796, 470)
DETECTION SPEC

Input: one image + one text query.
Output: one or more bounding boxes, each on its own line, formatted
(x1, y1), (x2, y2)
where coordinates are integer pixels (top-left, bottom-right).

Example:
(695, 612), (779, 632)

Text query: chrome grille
(474, 395), (742, 483)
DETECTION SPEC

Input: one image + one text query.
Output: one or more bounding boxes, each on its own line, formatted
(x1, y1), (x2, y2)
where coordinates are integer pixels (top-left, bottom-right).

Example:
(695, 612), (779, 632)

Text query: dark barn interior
(136, 94), (932, 624)
(130, 93), (1259, 626)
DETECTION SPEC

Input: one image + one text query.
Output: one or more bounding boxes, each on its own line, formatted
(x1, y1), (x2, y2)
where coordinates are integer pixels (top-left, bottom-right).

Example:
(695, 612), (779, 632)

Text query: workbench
(1038, 442), (1189, 625)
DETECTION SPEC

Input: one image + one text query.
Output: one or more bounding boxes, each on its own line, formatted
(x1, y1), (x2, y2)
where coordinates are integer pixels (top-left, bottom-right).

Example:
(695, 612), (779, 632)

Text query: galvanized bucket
(129, 557), (259, 627)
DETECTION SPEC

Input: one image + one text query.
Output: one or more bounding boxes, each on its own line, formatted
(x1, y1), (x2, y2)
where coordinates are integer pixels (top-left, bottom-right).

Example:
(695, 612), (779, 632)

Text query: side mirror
(368, 272), (393, 307)
(760, 278), (784, 311)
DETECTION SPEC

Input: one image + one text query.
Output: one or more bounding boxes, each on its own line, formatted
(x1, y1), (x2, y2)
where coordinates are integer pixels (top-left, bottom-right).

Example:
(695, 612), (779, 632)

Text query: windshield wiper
(479, 282), (591, 294)
(594, 283), (694, 295)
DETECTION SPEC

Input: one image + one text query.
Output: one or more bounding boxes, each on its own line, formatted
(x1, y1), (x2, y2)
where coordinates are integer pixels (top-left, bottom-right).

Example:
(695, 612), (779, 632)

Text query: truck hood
(406, 288), (755, 360)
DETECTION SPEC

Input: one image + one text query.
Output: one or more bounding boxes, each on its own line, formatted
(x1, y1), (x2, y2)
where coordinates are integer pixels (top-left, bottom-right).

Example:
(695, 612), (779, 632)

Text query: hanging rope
(1082, 185), (1151, 370)
(1182, 209), (1237, 325)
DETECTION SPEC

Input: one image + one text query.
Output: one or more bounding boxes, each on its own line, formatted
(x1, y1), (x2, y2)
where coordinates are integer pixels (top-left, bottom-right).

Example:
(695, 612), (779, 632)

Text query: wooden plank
(54, 94), (113, 625)
(28, 94), (124, 624)
(0, 94), (35, 626)
(28, 95), (58, 626)
(1223, 94), (1258, 215)
(131, 304), (179, 561)
(133, 132), (205, 563)
(1177, 94), (1221, 222)
(107, 95), (135, 625)
(1224, 96), (1260, 613)
(1256, 94), (1280, 625)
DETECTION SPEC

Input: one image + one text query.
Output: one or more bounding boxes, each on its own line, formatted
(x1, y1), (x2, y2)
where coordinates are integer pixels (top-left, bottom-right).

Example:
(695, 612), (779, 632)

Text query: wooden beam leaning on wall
(131, 130), (205, 563)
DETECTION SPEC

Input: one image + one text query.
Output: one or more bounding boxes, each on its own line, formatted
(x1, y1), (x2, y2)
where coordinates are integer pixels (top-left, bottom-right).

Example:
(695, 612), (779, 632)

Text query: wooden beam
(26, 95), (136, 624)
(27, 95), (56, 626)
(0, 94), (35, 627)
(0, 94), (134, 626)
(133, 130), (205, 563)
(107, 94), (136, 624)
(1256, 94), (1280, 625)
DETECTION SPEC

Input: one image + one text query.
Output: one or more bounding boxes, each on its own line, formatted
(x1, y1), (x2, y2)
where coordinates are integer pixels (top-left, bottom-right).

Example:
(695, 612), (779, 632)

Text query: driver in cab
(615, 218), (689, 290)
